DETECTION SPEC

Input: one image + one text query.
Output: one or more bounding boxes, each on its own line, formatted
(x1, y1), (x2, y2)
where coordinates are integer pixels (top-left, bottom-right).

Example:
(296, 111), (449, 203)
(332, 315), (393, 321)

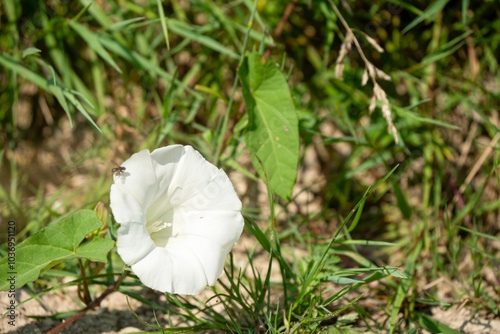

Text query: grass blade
(156, 0), (170, 50)
(402, 0), (451, 34)
(69, 21), (122, 73)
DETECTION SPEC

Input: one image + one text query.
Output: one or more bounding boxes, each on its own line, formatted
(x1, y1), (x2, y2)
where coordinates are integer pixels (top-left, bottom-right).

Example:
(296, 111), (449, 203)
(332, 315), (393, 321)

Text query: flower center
(146, 220), (172, 234)
(145, 198), (177, 248)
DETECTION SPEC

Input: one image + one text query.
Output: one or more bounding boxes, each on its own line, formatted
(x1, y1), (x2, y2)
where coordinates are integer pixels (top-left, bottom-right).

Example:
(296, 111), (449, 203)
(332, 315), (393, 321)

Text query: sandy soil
(1, 235), (500, 334)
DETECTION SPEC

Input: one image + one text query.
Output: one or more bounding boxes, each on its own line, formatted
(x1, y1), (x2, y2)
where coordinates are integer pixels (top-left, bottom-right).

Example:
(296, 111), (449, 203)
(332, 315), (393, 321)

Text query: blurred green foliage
(0, 0), (499, 332)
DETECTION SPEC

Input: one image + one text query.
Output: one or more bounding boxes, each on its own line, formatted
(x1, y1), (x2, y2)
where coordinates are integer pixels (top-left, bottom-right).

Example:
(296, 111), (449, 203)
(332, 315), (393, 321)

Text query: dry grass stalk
(329, 0), (398, 144)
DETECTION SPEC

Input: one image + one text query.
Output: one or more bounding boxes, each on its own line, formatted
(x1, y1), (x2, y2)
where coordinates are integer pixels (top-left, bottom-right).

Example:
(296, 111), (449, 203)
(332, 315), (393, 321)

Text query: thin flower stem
(328, 0), (380, 88)
(264, 0), (297, 58)
(77, 258), (91, 304)
(328, 0), (398, 143)
(328, 0), (369, 65)
(46, 269), (129, 334)
(91, 262), (106, 277)
(214, 0), (259, 165)
(220, 0), (296, 158)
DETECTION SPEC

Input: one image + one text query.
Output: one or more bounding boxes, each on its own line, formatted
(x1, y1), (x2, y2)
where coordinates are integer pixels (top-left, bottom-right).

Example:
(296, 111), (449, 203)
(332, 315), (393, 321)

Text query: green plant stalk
(288, 167), (398, 322)
(77, 258), (91, 304)
(214, 0), (258, 164)
(156, 0), (170, 50)
(47, 269), (128, 334)
(389, 239), (423, 333)
(422, 144), (433, 250)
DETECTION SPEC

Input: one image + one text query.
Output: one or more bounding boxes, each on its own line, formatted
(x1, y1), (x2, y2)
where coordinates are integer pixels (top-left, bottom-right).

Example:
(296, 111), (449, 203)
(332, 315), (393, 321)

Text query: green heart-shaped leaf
(0, 210), (115, 291)
(239, 52), (299, 201)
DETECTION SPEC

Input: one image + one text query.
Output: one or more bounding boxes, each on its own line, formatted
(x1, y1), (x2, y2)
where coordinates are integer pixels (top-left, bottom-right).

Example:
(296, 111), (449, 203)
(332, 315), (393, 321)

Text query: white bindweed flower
(110, 145), (244, 295)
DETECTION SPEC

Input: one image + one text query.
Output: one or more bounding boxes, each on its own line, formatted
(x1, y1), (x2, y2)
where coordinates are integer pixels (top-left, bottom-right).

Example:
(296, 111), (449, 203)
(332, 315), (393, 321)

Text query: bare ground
(2, 234), (500, 334)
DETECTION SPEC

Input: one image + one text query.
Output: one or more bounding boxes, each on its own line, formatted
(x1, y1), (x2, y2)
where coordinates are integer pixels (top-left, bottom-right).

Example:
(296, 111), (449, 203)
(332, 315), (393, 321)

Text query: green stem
(214, 0), (259, 165)
(47, 269), (129, 334)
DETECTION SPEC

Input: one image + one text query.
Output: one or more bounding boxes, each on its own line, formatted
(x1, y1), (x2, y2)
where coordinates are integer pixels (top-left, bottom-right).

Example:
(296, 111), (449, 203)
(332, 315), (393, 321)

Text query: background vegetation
(1, 0), (499, 333)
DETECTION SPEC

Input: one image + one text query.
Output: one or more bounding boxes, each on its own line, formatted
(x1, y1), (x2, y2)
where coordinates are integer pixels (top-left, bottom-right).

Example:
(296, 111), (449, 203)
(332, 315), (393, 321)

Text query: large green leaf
(0, 210), (115, 291)
(239, 52), (299, 201)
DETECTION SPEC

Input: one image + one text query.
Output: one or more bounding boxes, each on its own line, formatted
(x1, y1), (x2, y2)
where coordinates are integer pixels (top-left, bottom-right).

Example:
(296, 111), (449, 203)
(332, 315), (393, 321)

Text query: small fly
(112, 166), (126, 176)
